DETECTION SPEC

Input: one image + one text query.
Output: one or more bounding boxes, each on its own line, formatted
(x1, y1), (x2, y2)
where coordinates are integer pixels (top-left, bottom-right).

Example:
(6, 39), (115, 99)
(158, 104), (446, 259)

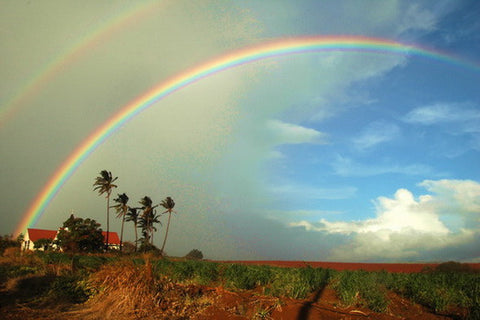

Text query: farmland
(1, 250), (479, 319)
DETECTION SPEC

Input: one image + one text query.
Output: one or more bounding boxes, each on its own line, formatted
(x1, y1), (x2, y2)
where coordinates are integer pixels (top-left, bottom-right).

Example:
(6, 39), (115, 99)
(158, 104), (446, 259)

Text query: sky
(1, 0), (479, 262)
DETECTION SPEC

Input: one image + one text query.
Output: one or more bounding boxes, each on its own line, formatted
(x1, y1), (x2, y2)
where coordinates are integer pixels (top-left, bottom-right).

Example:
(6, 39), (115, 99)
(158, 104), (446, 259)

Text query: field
(1, 250), (479, 319)
(220, 260), (480, 273)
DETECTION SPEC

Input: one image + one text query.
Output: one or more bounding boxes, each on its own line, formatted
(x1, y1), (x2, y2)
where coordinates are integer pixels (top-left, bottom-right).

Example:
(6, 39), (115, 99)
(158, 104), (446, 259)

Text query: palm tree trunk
(106, 194), (110, 251)
(134, 222), (138, 252)
(120, 212), (125, 251)
(160, 212), (172, 254)
(151, 226), (154, 245)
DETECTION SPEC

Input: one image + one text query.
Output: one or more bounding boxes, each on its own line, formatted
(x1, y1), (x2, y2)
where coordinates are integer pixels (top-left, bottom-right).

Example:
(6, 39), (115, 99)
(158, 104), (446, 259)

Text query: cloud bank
(290, 179), (480, 261)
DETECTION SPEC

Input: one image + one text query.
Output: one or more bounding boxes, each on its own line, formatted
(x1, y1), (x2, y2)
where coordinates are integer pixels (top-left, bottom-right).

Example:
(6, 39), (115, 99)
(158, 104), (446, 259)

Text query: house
(102, 231), (121, 250)
(23, 228), (58, 251)
(22, 228), (121, 251)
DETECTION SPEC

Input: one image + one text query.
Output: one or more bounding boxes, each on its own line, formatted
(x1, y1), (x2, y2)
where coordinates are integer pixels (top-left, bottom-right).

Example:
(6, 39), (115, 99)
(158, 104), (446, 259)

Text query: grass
(332, 270), (388, 312)
(379, 270), (480, 314)
(1, 251), (479, 319)
(265, 266), (331, 299)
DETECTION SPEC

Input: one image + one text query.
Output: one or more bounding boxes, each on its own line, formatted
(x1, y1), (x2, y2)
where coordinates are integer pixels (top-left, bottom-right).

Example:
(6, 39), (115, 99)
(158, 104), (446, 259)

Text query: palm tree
(111, 193), (129, 251)
(138, 196), (158, 246)
(93, 170), (118, 250)
(125, 207), (140, 252)
(138, 210), (160, 247)
(160, 196), (175, 254)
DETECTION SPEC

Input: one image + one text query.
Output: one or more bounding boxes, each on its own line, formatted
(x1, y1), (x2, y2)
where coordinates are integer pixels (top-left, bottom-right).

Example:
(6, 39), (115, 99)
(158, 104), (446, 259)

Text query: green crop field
(1, 251), (479, 319)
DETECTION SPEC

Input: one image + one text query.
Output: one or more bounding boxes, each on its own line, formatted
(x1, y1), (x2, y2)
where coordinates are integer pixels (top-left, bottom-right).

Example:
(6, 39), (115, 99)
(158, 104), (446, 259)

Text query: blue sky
(1, 0), (479, 262)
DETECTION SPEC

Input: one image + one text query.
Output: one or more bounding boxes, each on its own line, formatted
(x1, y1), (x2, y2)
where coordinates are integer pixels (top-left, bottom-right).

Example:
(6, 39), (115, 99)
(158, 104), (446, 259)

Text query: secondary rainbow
(14, 36), (480, 235)
(0, 1), (161, 126)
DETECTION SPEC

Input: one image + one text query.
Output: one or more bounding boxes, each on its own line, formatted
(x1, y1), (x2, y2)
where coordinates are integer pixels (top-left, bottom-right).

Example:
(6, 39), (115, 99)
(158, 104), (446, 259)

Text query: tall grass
(78, 259), (215, 319)
(223, 263), (273, 290)
(2, 252), (479, 318)
(332, 270), (388, 312)
(266, 266), (331, 299)
(379, 270), (480, 317)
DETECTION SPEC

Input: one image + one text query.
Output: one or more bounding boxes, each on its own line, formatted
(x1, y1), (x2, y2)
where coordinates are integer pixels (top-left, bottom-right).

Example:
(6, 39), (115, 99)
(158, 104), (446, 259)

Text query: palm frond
(160, 196), (175, 212)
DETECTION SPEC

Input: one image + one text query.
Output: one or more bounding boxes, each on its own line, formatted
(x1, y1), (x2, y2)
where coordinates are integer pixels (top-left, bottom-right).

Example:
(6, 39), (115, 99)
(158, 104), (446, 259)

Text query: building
(23, 228), (58, 251)
(22, 228), (121, 251)
(102, 231), (121, 250)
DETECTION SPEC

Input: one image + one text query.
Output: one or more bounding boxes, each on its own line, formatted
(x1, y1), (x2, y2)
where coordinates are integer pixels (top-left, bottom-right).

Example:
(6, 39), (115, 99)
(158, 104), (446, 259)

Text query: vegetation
(332, 270), (388, 312)
(91, 170), (178, 255)
(125, 207), (140, 252)
(185, 249), (204, 260)
(93, 170), (118, 250)
(138, 195), (159, 248)
(12, 169), (478, 318)
(111, 192), (129, 251)
(55, 215), (104, 253)
(160, 196), (176, 254)
(1, 251), (479, 319)
(379, 270), (480, 315)
(33, 238), (53, 251)
(0, 234), (22, 254)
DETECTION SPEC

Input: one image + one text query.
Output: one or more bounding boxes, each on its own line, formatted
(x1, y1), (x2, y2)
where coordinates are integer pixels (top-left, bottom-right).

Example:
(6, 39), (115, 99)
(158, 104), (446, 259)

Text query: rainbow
(13, 36), (480, 235)
(0, 1), (162, 126)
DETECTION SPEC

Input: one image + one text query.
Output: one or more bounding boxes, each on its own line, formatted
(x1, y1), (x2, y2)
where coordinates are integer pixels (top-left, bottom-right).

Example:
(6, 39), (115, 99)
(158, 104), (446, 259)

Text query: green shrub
(435, 261), (477, 274)
(0, 234), (21, 255)
(48, 274), (91, 303)
(37, 251), (72, 265)
(0, 264), (40, 284)
(267, 267), (330, 299)
(223, 264), (267, 290)
(379, 269), (480, 316)
(185, 249), (203, 260)
(171, 260), (196, 281)
(76, 255), (110, 271)
(332, 270), (388, 312)
(194, 261), (219, 284)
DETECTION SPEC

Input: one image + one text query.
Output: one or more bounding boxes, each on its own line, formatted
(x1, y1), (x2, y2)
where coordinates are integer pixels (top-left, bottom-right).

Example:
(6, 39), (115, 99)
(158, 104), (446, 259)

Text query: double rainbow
(13, 36), (480, 235)
(0, 1), (161, 125)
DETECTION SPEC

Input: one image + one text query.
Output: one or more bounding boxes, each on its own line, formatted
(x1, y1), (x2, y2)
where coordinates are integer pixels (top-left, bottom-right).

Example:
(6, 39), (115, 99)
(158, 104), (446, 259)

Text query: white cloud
(403, 103), (480, 156)
(419, 179), (480, 216)
(289, 179), (480, 260)
(353, 121), (400, 150)
(397, 3), (438, 35)
(328, 230), (474, 261)
(403, 103), (480, 125)
(292, 188), (449, 235)
(271, 184), (357, 200)
(266, 119), (328, 145)
(332, 155), (436, 177)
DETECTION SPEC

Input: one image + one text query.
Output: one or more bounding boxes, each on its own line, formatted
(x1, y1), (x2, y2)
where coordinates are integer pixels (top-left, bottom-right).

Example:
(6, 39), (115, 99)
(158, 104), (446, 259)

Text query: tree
(0, 234), (21, 255)
(160, 196), (175, 254)
(93, 170), (118, 250)
(112, 193), (129, 251)
(33, 238), (53, 251)
(185, 249), (203, 260)
(56, 215), (104, 253)
(138, 209), (160, 247)
(125, 207), (140, 252)
(138, 196), (159, 246)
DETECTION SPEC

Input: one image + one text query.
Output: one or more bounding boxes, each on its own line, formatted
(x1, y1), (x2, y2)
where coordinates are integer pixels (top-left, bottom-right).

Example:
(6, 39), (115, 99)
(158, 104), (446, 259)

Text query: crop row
(148, 259), (479, 318)
(2, 252), (478, 319)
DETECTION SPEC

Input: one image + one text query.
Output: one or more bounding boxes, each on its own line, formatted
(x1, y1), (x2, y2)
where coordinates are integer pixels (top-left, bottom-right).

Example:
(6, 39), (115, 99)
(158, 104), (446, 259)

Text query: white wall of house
(22, 230), (58, 251)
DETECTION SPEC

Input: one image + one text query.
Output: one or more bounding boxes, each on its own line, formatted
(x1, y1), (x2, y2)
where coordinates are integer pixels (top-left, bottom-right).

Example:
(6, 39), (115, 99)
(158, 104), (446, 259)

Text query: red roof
(27, 228), (58, 242)
(102, 231), (120, 245)
(26, 228), (120, 245)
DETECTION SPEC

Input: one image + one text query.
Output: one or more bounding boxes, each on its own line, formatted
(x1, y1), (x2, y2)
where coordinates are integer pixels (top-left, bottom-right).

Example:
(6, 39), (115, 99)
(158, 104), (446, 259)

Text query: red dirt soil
(3, 261), (477, 319)
(197, 285), (458, 320)
(219, 260), (480, 273)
